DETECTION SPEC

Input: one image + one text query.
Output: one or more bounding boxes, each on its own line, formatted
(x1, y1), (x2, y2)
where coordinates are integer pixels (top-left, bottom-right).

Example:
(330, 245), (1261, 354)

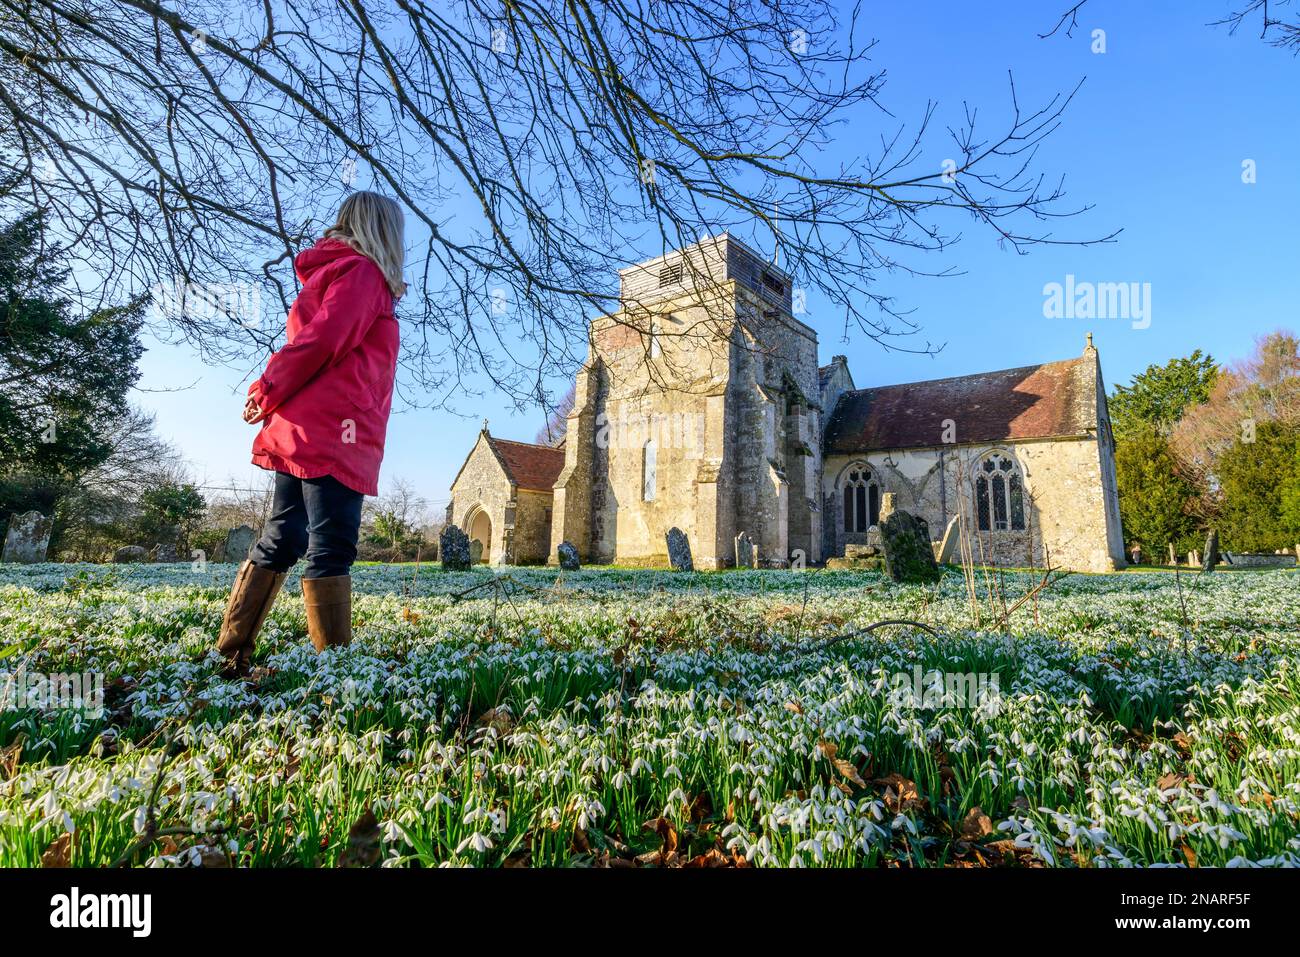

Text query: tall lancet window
(975, 453), (1026, 531)
(643, 438), (657, 501)
(842, 464), (880, 533)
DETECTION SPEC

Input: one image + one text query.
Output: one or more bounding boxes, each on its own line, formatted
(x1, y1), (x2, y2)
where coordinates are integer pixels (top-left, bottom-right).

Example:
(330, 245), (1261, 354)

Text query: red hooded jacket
(248, 238), (398, 496)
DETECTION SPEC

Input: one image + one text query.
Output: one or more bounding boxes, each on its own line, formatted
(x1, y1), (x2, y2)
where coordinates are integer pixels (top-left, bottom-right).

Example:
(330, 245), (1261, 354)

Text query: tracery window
(842, 464), (880, 533)
(975, 453), (1026, 531)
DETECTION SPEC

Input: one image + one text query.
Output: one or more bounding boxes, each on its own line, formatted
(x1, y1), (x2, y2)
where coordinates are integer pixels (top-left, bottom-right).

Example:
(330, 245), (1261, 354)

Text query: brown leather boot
(302, 575), (352, 652)
(216, 561), (287, 677)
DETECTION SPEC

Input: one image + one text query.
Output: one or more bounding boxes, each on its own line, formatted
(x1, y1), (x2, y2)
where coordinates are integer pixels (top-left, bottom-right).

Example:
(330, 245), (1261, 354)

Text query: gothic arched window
(974, 453), (1026, 531)
(842, 464), (880, 533)
(643, 438), (657, 502)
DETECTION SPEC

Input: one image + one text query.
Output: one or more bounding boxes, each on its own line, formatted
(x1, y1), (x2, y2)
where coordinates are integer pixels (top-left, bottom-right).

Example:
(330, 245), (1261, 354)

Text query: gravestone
(878, 492), (897, 525)
(934, 515), (960, 564)
(733, 531), (757, 569)
(1201, 529), (1220, 573)
(224, 524), (256, 563)
(151, 541), (180, 562)
(469, 539), (484, 564)
(879, 509), (942, 584)
(113, 545), (149, 563)
(1168, 543), (1177, 566)
(557, 540), (581, 571)
(666, 527), (693, 571)
(440, 524), (471, 571)
(1, 511), (53, 564)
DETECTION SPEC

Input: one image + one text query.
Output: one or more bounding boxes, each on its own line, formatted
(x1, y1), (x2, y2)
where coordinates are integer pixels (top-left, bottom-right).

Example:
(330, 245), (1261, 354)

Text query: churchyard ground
(1, 563), (1297, 868)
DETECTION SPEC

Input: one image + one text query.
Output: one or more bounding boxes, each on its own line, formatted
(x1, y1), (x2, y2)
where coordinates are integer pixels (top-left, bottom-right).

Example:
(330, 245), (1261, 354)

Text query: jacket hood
(294, 237), (365, 282)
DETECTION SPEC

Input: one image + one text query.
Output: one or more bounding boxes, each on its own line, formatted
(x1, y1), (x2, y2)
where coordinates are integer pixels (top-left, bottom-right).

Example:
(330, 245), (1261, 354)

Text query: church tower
(550, 234), (822, 567)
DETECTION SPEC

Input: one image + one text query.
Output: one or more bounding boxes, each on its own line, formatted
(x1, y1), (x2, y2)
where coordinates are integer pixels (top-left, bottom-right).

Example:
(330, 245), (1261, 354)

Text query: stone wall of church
(823, 436), (1123, 573)
(551, 279), (821, 568)
(512, 489), (554, 565)
(447, 436), (512, 564)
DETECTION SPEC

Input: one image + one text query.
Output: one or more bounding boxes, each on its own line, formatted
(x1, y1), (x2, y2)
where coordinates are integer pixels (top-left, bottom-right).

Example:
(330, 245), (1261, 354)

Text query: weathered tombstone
(934, 515), (960, 564)
(666, 527), (693, 571)
(557, 540), (581, 571)
(440, 524), (472, 571)
(1201, 529), (1220, 573)
(469, 539), (484, 564)
(113, 545), (149, 563)
(1190, 549), (1200, 568)
(150, 541), (180, 562)
(1168, 543), (1177, 566)
(879, 509), (942, 584)
(1, 511), (53, 564)
(865, 525), (883, 547)
(878, 492), (897, 525)
(733, 531), (757, 569)
(223, 524), (256, 563)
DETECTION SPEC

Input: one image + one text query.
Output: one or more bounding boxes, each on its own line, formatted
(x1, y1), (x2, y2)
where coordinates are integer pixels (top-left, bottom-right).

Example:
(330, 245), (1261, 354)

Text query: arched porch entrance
(467, 507), (493, 564)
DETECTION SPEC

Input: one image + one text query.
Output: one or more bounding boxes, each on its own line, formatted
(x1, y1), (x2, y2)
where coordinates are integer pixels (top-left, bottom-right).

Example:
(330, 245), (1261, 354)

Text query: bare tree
(534, 382), (575, 446)
(1044, 0), (1300, 52)
(1, 0), (1111, 417)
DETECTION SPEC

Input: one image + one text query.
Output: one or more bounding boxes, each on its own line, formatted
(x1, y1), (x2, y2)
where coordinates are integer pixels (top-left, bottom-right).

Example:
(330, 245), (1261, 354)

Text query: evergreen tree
(1114, 425), (1200, 556)
(1216, 421), (1300, 552)
(0, 208), (145, 517)
(1109, 350), (1219, 440)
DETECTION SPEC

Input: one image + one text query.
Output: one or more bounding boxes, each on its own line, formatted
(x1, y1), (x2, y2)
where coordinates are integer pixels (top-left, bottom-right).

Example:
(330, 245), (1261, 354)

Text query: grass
(1, 562), (1297, 868)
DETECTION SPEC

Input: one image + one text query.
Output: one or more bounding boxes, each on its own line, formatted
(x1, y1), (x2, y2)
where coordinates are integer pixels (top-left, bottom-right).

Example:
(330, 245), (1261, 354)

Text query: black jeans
(248, 473), (364, 579)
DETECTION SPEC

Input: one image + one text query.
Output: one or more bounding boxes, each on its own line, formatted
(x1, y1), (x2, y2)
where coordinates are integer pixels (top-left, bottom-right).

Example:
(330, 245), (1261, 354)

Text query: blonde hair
(324, 191), (406, 298)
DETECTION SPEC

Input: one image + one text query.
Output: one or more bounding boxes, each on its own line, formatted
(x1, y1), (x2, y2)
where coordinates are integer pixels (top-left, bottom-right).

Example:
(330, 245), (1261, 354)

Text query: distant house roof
(823, 355), (1097, 454)
(487, 436), (566, 492)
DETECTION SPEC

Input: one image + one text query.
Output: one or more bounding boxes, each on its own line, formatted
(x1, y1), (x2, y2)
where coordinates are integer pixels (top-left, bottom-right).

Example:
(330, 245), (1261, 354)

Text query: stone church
(448, 235), (1126, 572)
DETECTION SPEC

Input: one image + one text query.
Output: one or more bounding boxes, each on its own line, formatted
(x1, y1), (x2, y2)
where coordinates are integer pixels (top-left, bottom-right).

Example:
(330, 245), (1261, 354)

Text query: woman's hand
(243, 396), (264, 424)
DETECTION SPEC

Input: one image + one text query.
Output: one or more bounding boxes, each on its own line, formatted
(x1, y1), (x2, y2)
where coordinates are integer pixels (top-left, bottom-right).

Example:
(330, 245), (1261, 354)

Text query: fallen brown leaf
(959, 807), (994, 841)
(42, 833), (72, 868)
(874, 773), (927, 813)
(338, 807), (382, 868)
(833, 758), (866, 789)
(0, 732), (24, 779)
(1157, 772), (1188, 791)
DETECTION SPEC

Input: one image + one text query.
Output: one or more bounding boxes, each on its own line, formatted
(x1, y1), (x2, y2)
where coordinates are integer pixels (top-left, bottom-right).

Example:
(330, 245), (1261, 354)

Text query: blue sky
(133, 0), (1300, 513)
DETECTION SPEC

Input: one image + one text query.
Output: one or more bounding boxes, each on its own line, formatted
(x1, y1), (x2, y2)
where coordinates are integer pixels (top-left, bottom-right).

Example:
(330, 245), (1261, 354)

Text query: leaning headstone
(879, 509), (942, 584)
(151, 541), (181, 562)
(469, 539), (484, 564)
(223, 524), (256, 563)
(733, 531), (757, 569)
(666, 527), (693, 571)
(113, 545), (149, 563)
(1, 511), (53, 564)
(557, 540), (581, 571)
(440, 524), (472, 571)
(1201, 530), (1220, 573)
(934, 515), (960, 564)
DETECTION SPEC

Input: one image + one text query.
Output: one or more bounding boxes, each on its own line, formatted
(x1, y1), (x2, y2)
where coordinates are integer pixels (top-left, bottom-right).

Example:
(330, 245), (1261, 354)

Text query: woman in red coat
(216, 191), (405, 677)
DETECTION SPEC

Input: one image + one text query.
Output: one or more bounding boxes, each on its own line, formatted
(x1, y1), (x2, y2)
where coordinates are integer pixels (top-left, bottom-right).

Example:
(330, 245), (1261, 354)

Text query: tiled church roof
(487, 436), (566, 492)
(823, 355), (1097, 453)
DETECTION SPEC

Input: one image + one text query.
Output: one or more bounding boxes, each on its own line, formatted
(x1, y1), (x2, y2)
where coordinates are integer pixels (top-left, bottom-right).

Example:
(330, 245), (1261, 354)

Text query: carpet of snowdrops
(1, 562), (1298, 868)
